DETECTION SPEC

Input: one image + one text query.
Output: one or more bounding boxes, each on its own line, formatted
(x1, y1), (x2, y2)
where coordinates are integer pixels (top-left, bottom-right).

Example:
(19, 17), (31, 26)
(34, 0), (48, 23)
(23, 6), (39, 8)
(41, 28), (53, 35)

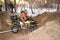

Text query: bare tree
(25, 0), (46, 13)
(24, 0), (37, 14)
(14, 0), (16, 13)
(4, 0), (8, 11)
(46, 0), (60, 11)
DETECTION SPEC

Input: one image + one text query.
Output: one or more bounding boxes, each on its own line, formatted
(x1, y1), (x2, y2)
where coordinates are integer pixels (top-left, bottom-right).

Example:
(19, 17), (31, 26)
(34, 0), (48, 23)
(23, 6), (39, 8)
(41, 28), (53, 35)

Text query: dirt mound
(0, 12), (12, 31)
(33, 12), (60, 27)
(22, 20), (60, 40)
(22, 12), (60, 40)
(0, 12), (31, 40)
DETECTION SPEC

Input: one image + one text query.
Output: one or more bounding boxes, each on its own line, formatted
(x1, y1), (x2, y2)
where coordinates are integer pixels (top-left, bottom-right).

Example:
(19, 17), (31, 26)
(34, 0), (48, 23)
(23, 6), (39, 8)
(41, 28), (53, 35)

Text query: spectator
(0, 0), (3, 11)
(8, 1), (14, 13)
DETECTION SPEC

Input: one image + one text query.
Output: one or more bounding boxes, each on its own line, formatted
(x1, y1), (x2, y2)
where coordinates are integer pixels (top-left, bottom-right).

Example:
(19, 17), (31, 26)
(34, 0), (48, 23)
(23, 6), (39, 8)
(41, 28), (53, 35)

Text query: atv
(11, 15), (37, 33)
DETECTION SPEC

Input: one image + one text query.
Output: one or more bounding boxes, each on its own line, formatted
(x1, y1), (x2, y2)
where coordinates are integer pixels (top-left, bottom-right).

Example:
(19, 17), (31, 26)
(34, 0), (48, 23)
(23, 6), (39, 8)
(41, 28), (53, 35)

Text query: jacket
(0, 0), (3, 5)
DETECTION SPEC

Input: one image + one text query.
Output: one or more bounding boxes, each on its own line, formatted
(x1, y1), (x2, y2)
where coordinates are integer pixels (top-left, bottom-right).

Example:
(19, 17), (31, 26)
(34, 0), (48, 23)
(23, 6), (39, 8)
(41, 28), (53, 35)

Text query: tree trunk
(31, 6), (34, 14)
(4, 0), (7, 11)
(57, 4), (59, 11)
(14, 0), (16, 13)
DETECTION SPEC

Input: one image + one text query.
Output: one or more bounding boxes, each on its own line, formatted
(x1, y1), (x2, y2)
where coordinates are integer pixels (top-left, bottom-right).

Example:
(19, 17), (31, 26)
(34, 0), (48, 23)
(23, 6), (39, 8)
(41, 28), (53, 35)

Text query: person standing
(8, 1), (14, 13)
(0, 0), (3, 11)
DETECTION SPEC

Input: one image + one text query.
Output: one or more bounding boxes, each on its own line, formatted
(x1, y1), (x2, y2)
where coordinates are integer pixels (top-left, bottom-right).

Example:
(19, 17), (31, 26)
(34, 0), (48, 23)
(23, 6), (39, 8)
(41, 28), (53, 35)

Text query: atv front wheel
(11, 24), (20, 33)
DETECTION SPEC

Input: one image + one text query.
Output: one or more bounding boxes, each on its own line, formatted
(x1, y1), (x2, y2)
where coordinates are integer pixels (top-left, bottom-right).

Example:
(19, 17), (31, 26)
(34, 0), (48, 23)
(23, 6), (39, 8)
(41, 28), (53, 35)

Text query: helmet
(21, 11), (24, 13)
(21, 10), (27, 14)
(24, 10), (27, 14)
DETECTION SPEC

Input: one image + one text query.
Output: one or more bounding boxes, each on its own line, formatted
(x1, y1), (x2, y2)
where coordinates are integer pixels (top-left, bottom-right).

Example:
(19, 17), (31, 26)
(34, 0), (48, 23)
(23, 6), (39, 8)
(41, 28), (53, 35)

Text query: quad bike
(11, 16), (37, 33)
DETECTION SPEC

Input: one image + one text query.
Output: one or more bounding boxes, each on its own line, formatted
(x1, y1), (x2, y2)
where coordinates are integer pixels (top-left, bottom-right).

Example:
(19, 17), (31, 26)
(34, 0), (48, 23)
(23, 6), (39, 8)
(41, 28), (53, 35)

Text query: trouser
(9, 7), (13, 13)
(10, 8), (13, 13)
(0, 5), (2, 11)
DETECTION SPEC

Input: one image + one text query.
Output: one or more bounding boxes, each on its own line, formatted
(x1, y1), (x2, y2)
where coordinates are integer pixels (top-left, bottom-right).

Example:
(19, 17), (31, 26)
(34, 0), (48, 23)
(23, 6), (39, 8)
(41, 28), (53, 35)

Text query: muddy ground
(0, 12), (32, 40)
(0, 11), (60, 40)
(23, 20), (60, 40)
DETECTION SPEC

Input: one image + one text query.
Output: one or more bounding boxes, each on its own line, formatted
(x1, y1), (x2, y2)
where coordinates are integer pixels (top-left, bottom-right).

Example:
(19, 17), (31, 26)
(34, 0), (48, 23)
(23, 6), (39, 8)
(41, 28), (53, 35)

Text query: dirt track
(0, 29), (31, 40)
(23, 12), (60, 40)
(23, 20), (60, 40)
(0, 11), (60, 40)
(0, 12), (31, 40)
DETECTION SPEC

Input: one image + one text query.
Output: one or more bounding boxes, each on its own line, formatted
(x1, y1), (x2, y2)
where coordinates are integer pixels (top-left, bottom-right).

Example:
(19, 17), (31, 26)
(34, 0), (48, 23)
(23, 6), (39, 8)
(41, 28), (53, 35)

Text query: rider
(21, 10), (28, 21)
(8, 1), (14, 13)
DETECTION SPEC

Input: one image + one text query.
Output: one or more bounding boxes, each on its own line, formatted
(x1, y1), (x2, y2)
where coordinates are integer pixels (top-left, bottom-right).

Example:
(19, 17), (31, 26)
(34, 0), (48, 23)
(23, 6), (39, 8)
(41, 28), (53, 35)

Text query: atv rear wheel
(30, 25), (36, 32)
